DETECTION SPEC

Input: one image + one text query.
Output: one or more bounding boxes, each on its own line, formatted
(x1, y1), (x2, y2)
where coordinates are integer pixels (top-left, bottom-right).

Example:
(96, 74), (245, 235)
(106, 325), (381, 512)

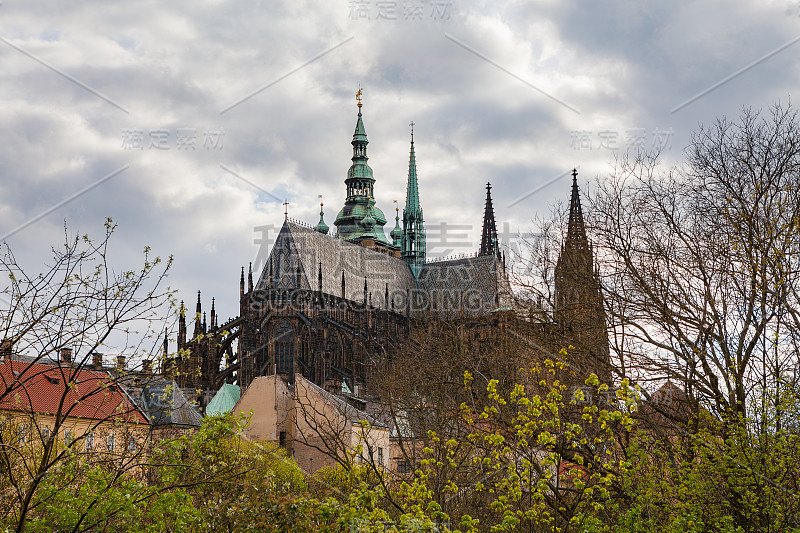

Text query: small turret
(210, 297), (216, 332)
(315, 202), (330, 234)
(178, 300), (186, 350)
(390, 203), (402, 246)
(193, 291), (202, 339)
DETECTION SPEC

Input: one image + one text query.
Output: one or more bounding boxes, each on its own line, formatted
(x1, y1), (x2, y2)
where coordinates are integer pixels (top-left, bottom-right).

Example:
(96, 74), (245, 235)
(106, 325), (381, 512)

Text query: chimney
(60, 347), (73, 364)
(116, 355), (126, 370)
(142, 359), (152, 374)
(91, 352), (103, 368)
(1, 338), (12, 361)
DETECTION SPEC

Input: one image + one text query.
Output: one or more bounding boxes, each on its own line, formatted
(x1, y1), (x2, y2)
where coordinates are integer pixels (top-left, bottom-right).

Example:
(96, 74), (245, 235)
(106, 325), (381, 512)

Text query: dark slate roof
(120, 376), (202, 427)
(256, 221), (513, 318)
(257, 221), (417, 309)
(419, 255), (513, 317)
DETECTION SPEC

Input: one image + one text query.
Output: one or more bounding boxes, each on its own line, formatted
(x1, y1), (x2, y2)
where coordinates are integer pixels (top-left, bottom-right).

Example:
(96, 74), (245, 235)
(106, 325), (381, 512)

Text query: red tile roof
(0, 359), (147, 424)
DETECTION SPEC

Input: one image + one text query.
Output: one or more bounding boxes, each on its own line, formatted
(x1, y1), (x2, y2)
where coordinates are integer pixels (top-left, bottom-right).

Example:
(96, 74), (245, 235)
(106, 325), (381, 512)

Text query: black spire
(566, 169), (588, 249)
(210, 297), (216, 332)
(479, 182), (500, 258)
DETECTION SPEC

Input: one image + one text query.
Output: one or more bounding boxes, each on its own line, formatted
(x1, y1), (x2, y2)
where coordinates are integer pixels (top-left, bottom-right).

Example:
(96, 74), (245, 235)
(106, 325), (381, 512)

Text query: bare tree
(591, 103), (800, 426)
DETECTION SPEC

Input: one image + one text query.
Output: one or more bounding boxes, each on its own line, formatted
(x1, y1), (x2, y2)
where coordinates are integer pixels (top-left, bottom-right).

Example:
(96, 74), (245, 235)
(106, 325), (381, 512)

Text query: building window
(275, 321), (294, 375)
(40, 426), (49, 440)
(377, 447), (384, 466)
(397, 459), (410, 474)
(17, 425), (27, 444)
(86, 433), (94, 451)
(279, 431), (286, 449)
(63, 430), (73, 446)
(128, 436), (137, 453)
(107, 433), (115, 451)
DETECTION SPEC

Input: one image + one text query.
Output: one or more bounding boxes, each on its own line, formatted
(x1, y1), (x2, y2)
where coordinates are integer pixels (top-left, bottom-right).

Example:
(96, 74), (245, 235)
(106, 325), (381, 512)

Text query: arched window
(275, 321), (294, 375)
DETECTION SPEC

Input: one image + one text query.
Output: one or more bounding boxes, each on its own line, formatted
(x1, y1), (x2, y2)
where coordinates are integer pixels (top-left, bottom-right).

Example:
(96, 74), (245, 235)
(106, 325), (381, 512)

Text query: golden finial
(356, 87), (363, 108)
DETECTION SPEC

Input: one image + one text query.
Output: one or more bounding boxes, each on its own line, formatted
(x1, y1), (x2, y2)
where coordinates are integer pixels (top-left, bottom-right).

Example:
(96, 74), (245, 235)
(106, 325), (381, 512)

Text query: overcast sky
(1, 0), (799, 350)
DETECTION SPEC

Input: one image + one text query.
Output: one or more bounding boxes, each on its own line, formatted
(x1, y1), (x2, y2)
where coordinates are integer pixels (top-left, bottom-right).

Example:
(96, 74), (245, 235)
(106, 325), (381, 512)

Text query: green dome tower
(333, 91), (392, 247)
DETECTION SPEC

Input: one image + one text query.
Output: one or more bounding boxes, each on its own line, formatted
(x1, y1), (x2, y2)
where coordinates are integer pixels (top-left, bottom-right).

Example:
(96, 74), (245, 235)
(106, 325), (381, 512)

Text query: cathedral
(163, 93), (611, 406)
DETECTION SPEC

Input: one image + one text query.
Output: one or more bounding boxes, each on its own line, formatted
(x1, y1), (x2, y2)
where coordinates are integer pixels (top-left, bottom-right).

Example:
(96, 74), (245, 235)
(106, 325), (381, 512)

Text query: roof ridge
(287, 221), (409, 267)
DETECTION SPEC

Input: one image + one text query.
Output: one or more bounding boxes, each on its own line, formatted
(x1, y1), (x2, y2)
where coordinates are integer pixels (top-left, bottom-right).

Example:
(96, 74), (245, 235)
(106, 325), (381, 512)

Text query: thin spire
(479, 182), (500, 257)
(566, 168), (588, 248)
(402, 124), (426, 276)
(405, 123), (420, 213)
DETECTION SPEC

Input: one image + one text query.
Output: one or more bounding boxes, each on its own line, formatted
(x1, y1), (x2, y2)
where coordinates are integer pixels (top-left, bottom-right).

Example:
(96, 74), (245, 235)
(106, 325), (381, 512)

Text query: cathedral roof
(419, 255), (512, 317)
(256, 221), (416, 308)
(256, 221), (512, 318)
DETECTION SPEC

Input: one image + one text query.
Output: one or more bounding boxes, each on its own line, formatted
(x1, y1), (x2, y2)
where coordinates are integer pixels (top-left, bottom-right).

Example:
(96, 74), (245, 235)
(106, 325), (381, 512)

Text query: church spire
(479, 182), (500, 258)
(405, 123), (420, 214)
(565, 168), (588, 249)
(553, 168), (610, 383)
(401, 122), (426, 277)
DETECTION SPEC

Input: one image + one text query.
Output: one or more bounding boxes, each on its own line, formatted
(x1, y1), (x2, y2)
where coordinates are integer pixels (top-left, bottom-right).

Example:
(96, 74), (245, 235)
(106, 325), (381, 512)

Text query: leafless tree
(590, 102), (800, 428)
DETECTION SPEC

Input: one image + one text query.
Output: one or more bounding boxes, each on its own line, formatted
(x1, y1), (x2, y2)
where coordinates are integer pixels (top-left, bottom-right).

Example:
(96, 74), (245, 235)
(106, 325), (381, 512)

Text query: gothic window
(275, 321), (294, 375)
